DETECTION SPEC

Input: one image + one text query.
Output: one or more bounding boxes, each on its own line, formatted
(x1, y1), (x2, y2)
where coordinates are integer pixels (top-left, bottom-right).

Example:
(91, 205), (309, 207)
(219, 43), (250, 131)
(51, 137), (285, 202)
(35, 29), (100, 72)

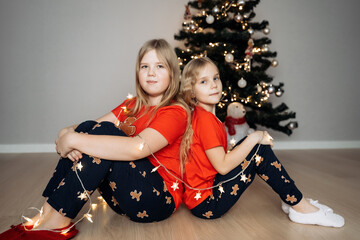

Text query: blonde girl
(1, 39), (190, 240)
(179, 57), (344, 227)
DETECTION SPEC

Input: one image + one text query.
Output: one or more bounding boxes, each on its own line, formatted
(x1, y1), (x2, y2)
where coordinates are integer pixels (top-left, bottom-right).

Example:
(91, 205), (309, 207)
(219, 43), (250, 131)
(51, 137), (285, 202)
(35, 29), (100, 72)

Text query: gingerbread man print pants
(42, 121), (175, 222)
(191, 137), (303, 219)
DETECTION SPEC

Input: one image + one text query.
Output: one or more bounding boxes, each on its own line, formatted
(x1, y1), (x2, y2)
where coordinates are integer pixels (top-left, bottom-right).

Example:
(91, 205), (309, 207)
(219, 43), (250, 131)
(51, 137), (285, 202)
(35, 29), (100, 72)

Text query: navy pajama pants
(43, 121), (175, 223)
(191, 137), (303, 219)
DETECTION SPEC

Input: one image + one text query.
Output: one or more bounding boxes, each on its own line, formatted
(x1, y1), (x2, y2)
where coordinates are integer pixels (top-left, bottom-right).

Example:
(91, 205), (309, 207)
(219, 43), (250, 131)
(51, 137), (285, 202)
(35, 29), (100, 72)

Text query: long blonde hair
(178, 57), (219, 166)
(126, 39), (192, 176)
(127, 39), (181, 115)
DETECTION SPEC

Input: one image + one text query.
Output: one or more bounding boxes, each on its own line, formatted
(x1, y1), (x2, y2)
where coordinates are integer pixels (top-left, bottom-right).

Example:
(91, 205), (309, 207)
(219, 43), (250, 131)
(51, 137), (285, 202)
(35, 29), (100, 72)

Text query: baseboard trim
(273, 141), (360, 150)
(0, 144), (56, 153)
(0, 141), (359, 153)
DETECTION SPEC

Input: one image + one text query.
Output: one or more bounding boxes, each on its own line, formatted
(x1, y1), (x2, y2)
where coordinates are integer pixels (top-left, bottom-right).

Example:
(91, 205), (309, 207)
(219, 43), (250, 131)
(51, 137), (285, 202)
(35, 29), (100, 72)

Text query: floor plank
(0, 149), (359, 240)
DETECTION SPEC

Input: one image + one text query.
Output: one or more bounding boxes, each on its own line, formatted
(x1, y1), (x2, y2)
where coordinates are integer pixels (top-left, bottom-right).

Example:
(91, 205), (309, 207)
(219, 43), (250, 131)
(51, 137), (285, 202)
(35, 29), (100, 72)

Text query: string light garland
(20, 93), (267, 234)
(137, 133), (263, 201)
(20, 93), (136, 234)
(175, 0), (298, 135)
(21, 161), (95, 235)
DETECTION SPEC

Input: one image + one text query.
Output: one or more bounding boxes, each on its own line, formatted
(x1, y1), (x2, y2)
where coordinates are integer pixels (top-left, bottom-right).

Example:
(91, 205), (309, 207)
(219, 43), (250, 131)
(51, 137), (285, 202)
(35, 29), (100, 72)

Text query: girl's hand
(55, 131), (77, 158)
(57, 127), (75, 140)
(251, 131), (274, 148)
(66, 150), (83, 162)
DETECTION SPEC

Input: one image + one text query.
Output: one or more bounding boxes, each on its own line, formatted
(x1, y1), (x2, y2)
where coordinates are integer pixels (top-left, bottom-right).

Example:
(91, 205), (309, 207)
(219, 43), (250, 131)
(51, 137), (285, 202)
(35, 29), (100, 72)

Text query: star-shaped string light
(78, 192), (87, 201)
(240, 174), (248, 182)
(151, 165), (160, 173)
(194, 192), (202, 200)
(76, 162), (83, 171)
(171, 182), (180, 191)
(218, 185), (225, 194)
(255, 155), (262, 164)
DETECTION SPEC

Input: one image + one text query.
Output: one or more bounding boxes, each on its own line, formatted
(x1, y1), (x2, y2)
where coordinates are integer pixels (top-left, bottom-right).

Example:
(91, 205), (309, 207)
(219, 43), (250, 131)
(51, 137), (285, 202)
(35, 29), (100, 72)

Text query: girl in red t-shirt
(0, 39), (191, 240)
(179, 57), (344, 228)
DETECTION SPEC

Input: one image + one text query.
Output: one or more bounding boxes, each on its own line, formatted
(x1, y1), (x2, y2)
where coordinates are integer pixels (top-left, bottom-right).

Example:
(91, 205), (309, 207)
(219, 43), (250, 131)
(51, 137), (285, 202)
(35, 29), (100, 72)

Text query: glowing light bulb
(34, 219), (40, 228)
(61, 228), (70, 234)
(151, 165), (160, 173)
(77, 162), (83, 171)
(138, 142), (144, 151)
(91, 204), (97, 210)
(127, 93), (134, 99)
(255, 155), (262, 163)
(85, 213), (93, 223)
(23, 216), (33, 223)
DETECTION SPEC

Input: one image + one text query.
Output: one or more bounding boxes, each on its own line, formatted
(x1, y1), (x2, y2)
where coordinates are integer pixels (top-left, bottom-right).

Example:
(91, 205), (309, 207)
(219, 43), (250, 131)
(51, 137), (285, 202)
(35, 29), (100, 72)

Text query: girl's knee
(88, 121), (127, 136)
(75, 120), (98, 133)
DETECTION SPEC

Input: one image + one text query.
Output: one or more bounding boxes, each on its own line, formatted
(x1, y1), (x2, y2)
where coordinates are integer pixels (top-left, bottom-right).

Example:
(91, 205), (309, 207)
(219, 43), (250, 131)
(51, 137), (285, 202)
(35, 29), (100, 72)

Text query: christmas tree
(174, 0), (298, 135)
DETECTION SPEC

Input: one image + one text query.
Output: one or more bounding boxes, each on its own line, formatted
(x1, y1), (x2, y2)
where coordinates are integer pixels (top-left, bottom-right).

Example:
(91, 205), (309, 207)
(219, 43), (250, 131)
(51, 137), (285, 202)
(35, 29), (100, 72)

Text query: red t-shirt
(112, 98), (187, 209)
(183, 106), (227, 209)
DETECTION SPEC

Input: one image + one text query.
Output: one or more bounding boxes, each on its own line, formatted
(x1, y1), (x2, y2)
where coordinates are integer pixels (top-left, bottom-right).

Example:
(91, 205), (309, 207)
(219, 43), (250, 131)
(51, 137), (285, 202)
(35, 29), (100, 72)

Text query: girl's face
(193, 63), (222, 113)
(139, 49), (170, 105)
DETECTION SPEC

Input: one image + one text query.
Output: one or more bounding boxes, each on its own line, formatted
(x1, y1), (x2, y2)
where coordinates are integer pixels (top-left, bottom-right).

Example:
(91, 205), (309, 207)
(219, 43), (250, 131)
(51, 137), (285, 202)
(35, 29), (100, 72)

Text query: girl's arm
(205, 131), (273, 175)
(58, 112), (118, 161)
(95, 112), (117, 123)
(56, 127), (168, 161)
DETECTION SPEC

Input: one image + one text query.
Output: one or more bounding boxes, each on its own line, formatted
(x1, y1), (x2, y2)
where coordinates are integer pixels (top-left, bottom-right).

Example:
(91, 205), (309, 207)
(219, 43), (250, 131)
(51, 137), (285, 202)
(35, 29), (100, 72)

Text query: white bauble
(237, 78), (247, 88)
(206, 15), (215, 24)
(263, 27), (270, 35)
(234, 13), (243, 23)
(271, 59), (278, 67)
(212, 6), (220, 14)
(225, 53), (234, 63)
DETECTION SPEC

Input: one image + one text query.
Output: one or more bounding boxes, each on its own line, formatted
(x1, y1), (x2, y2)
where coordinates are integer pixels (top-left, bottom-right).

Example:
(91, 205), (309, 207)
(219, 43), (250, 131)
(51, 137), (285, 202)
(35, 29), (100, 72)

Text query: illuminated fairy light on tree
(175, 0), (298, 135)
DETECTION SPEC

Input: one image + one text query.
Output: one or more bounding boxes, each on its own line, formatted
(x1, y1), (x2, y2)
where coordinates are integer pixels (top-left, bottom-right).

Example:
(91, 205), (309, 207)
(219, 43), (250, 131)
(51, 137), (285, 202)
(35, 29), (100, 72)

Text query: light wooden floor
(0, 149), (359, 240)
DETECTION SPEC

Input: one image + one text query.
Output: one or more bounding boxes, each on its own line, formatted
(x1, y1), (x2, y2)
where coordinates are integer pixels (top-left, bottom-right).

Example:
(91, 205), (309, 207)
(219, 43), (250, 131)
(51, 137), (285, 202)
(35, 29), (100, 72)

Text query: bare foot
(292, 198), (319, 213)
(26, 201), (71, 230)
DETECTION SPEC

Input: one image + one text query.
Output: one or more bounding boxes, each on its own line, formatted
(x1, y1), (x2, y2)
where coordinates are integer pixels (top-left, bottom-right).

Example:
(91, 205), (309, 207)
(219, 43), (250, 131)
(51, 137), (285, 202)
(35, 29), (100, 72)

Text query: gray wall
(1, 0), (359, 148)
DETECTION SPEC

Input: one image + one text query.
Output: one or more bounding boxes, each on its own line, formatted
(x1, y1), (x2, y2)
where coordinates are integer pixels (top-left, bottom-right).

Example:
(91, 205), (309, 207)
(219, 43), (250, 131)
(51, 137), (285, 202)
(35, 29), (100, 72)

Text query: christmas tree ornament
(174, 0), (298, 136)
(245, 38), (254, 58)
(225, 53), (234, 63)
(256, 84), (262, 92)
(234, 13), (243, 23)
(275, 88), (283, 97)
(243, 38), (254, 72)
(263, 27), (270, 34)
(206, 14), (215, 24)
(243, 12), (251, 19)
(184, 5), (191, 20)
(212, 6), (220, 14)
(286, 121), (298, 130)
(262, 44), (269, 52)
(189, 23), (198, 32)
(238, 78), (247, 88)
(268, 85), (275, 94)
(271, 59), (279, 67)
